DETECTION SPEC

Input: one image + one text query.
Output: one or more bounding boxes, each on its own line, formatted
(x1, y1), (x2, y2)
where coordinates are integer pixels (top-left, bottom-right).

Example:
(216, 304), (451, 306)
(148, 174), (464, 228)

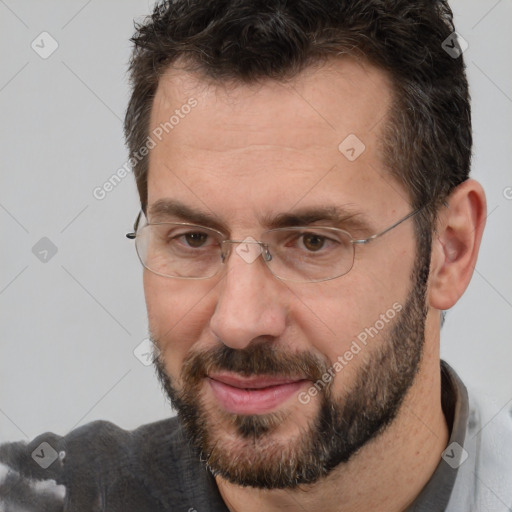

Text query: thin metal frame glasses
(126, 208), (422, 283)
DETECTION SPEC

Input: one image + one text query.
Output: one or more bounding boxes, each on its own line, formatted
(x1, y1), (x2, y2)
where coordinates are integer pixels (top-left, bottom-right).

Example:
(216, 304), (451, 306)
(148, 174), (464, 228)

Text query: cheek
(143, 271), (216, 377)
(292, 255), (413, 380)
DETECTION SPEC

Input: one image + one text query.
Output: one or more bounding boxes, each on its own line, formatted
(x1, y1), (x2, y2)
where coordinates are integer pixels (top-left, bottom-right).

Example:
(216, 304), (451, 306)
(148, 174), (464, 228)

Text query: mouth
(207, 373), (308, 415)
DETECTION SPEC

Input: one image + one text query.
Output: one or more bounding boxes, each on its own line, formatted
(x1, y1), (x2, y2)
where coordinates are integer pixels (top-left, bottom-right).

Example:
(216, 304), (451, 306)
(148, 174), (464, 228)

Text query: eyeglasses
(126, 208), (422, 283)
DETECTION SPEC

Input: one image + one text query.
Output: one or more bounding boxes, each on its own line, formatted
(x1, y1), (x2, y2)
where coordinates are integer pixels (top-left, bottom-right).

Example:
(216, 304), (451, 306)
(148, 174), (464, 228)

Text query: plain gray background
(1, 0), (511, 443)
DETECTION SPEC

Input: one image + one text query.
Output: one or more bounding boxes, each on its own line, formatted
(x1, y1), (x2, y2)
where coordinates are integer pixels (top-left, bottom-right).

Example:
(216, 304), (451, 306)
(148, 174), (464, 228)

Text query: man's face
(144, 58), (428, 487)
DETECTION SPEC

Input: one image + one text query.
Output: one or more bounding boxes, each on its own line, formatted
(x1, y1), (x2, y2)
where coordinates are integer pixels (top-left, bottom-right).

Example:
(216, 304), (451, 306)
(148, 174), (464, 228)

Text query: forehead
(152, 57), (392, 147)
(146, 57), (407, 229)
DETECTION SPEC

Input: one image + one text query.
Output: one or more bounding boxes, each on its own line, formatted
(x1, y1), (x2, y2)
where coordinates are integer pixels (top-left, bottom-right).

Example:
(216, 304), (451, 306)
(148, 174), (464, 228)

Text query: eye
(279, 229), (340, 254)
(181, 232), (210, 248)
(158, 226), (219, 250)
(301, 233), (326, 252)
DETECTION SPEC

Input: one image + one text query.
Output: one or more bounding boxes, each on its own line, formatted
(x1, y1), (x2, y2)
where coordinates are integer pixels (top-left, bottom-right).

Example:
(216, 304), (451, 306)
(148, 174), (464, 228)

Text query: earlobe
(428, 179), (487, 311)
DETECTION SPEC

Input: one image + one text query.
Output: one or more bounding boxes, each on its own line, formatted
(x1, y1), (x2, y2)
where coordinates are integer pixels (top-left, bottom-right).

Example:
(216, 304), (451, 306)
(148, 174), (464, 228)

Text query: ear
(428, 179), (487, 310)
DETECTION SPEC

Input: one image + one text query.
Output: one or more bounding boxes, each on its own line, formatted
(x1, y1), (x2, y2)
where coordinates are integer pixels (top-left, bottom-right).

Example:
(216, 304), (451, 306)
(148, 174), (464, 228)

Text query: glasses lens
(133, 223), (355, 282)
(136, 223), (222, 279)
(261, 227), (355, 282)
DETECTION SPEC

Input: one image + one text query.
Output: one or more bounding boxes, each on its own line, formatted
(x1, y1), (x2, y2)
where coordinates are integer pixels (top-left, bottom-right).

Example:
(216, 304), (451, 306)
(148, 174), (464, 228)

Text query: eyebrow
(147, 199), (374, 234)
(148, 199), (227, 233)
(262, 206), (373, 233)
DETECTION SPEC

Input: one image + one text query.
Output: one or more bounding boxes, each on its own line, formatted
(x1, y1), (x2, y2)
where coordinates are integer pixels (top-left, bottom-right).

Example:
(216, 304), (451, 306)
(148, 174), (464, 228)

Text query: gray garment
(444, 373), (512, 511)
(0, 362), (511, 511)
(409, 362), (512, 511)
(0, 416), (228, 512)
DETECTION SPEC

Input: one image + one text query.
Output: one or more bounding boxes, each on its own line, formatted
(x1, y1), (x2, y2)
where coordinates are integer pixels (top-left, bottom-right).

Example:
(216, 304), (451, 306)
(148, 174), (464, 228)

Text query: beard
(152, 244), (430, 489)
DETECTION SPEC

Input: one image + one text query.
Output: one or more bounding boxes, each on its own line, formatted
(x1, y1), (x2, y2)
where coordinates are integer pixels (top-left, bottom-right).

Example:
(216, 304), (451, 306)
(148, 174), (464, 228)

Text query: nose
(209, 242), (287, 350)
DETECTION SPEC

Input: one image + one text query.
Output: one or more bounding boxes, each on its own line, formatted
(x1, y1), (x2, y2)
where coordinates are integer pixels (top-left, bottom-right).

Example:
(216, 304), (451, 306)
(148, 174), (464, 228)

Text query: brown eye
(184, 232), (209, 248)
(302, 233), (325, 251)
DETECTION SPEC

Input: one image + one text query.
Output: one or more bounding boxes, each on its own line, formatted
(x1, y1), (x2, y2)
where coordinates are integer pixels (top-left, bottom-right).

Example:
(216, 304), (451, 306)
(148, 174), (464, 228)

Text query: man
(0, 0), (510, 510)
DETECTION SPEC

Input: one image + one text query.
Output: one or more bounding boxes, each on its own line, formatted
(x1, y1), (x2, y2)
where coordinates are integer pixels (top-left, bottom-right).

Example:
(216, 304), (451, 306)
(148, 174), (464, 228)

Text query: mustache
(181, 342), (330, 384)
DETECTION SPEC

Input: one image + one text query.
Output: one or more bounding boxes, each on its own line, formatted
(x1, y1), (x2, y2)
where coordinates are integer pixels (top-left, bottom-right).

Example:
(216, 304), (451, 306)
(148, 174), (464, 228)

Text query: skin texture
(143, 57), (487, 511)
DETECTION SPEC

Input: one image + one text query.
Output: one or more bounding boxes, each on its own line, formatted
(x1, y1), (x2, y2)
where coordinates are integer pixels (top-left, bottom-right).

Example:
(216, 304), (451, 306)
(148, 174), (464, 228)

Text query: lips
(207, 373), (307, 415)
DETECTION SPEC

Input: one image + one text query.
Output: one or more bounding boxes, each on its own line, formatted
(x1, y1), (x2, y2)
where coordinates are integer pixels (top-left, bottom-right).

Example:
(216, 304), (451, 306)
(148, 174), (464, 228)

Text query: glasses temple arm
(352, 207), (424, 245)
(125, 210), (143, 239)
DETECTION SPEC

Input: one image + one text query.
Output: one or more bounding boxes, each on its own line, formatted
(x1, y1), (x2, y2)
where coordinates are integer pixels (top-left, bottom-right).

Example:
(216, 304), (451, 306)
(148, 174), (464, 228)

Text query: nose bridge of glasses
(220, 238), (272, 264)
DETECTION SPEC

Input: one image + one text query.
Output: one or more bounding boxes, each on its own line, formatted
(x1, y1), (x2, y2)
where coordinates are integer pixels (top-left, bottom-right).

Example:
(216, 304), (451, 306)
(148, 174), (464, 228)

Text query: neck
(216, 338), (448, 512)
